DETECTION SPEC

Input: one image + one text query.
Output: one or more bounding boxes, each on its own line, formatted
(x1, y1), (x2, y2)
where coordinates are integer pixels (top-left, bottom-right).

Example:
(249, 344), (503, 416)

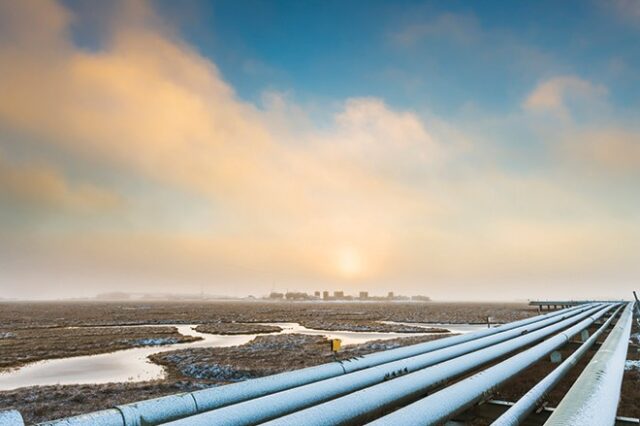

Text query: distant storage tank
(314, 291), (321, 298)
(359, 291), (368, 299)
(334, 291), (344, 299)
(387, 292), (394, 299)
(323, 291), (330, 300)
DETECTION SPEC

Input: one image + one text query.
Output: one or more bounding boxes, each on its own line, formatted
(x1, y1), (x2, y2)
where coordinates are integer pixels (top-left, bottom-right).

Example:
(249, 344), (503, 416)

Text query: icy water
(0, 322), (484, 390)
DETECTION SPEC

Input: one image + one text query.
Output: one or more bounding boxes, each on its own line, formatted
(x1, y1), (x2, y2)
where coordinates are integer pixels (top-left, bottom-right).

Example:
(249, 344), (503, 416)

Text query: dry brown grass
(0, 301), (536, 330)
(194, 323), (282, 335)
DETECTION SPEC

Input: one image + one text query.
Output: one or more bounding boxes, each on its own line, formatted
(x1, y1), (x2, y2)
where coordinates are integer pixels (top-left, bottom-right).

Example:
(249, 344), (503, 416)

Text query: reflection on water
(259, 322), (451, 345)
(0, 322), (484, 390)
(0, 325), (254, 390)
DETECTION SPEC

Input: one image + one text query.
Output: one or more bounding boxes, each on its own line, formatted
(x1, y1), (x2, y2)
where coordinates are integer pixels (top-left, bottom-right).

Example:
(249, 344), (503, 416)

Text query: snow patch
(625, 360), (640, 371)
(125, 337), (180, 346)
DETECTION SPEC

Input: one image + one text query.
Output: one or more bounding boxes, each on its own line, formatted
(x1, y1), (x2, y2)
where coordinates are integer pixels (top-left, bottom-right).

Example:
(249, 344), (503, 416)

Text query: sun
(335, 246), (364, 279)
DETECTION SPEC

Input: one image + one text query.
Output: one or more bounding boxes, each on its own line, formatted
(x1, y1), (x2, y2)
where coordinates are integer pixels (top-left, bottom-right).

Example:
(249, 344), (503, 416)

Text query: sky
(0, 0), (639, 301)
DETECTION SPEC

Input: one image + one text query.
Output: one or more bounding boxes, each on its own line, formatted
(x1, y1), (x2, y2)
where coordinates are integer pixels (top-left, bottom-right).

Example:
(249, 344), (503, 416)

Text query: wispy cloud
(0, 153), (124, 212)
(389, 13), (481, 47)
(602, 0), (640, 27)
(522, 75), (640, 176)
(523, 76), (608, 119)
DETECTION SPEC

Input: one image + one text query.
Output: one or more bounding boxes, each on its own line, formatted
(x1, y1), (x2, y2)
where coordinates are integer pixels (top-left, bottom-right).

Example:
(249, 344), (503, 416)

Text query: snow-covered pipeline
(0, 410), (23, 426)
(365, 303), (618, 426)
(545, 302), (635, 426)
(163, 305), (598, 426)
(35, 305), (588, 426)
(254, 304), (607, 426)
(490, 303), (624, 426)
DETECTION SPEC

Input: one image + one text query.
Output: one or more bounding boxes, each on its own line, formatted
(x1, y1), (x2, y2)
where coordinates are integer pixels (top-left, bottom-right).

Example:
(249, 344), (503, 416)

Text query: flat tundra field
(0, 301), (637, 424)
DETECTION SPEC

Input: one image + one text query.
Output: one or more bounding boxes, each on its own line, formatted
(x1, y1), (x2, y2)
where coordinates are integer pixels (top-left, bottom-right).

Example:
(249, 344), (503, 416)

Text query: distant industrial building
(285, 292), (312, 301)
(268, 292), (284, 300)
(411, 295), (431, 302)
(263, 289), (430, 302)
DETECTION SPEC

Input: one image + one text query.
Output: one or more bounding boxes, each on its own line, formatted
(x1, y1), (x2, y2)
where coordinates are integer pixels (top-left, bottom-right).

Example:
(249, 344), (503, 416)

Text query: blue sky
(1, 0), (639, 300)
(154, 0), (640, 114)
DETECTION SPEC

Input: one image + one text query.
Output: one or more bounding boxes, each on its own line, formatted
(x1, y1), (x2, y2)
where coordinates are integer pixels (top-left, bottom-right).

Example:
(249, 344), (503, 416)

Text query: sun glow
(335, 246), (364, 279)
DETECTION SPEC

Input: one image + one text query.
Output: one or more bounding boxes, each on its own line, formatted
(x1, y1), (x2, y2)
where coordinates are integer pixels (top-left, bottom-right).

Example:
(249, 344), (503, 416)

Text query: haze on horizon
(0, 0), (639, 301)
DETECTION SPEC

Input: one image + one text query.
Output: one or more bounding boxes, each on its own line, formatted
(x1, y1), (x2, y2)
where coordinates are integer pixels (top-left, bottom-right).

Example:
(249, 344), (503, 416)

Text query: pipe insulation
(490, 304), (623, 426)
(544, 302), (635, 426)
(366, 303), (617, 426)
(0, 410), (24, 426)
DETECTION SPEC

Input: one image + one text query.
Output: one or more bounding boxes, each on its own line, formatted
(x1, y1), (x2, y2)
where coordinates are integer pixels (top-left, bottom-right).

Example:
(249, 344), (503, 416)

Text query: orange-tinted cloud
(562, 128), (640, 173)
(0, 153), (123, 212)
(523, 76), (640, 176)
(523, 76), (607, 118)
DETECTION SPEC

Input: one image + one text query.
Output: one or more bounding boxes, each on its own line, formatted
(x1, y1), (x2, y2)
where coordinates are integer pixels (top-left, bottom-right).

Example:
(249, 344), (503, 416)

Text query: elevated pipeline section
(1, 301), (637, 426)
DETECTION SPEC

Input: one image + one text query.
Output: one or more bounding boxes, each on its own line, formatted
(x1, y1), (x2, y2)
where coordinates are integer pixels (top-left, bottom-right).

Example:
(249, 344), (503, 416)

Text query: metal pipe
(365, 303), (617, 426)
(40, 305), (586, 426)
(162, 305), (596, 426)
(176, 304), (603, 426)
(490, 304), (623, 426)
(0, 410), (24, 426)
(544, 302), (635, 426)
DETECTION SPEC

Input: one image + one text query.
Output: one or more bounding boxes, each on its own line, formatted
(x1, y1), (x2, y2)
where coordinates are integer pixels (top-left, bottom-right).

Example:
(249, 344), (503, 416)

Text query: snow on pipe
(39, 305), (587, 426)
(160, 305), (598, 426)
(544, 302), (635, 426)
(235, 304), (606, 426)
(491, 304), (623, 426)
(0, 410), (24, 426)
(38, 410), (127, 426)
(366, 303), (617, 426)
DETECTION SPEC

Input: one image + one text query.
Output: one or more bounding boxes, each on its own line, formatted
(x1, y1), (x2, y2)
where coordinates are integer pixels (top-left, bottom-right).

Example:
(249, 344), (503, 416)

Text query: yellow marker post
(331, 338), (342, 352)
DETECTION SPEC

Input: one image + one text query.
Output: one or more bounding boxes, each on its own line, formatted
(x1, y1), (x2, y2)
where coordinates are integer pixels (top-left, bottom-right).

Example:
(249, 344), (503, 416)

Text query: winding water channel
(0, 322), (485, 390)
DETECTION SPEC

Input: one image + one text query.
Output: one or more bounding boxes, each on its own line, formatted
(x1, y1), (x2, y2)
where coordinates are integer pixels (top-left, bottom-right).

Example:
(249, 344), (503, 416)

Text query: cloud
(522, 75), (640, 176)
(0, 153), (123, 213)
(602, 0), (640, 26)
(562, 128), (640, 173)
(523, 76), (608, 118)
(390, 13), (481, 47)
(0, 1), (638, 299)
(0, 1), (271, 202)
(0, 0), (72, 49)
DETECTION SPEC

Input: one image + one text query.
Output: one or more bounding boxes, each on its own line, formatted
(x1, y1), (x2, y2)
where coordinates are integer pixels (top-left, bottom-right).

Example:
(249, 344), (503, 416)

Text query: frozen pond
(0, 322), (485, 390)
